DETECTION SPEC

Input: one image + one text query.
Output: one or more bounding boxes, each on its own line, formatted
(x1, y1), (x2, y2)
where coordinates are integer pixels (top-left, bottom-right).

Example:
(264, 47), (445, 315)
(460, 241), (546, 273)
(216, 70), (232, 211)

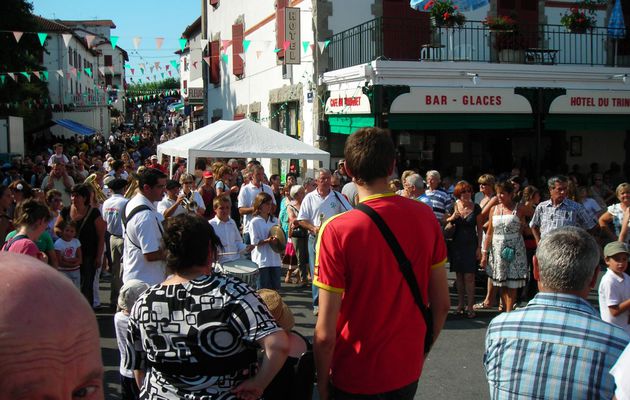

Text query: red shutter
(497, 0), (538, 47)
(382, 0), (430, 60)
(232, 24), (244, 76)
(234, 113), (245, 120)
(276, 0), (288, 59)
(210, 40), (221, 84)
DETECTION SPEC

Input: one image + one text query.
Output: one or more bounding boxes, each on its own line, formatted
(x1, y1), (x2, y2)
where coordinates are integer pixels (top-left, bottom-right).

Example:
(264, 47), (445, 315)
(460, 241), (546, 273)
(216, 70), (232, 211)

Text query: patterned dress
(127, 274), (281, 399)
(487, 206), (527, 288)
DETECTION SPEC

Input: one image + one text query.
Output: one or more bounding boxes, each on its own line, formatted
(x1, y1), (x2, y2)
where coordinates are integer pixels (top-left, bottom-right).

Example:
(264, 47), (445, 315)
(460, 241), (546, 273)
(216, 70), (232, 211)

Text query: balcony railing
(327, 17), (629, 71)
(64, 93), (108, 107)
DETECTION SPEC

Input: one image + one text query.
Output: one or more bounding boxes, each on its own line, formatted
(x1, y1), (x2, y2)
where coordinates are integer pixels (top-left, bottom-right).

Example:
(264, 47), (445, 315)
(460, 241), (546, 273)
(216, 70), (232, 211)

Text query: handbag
(291, 226), (309, 238)
(443, 221), (456, 239)
(356, 203), (434, 355)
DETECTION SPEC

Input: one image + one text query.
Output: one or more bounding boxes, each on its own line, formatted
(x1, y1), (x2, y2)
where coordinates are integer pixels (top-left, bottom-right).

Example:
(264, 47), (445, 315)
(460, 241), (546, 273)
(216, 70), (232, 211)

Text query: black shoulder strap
(121, 202), (151, 229)
(333, 190), (349, 211)
(355, 202), (434, 354)
(2, 234), (30, 252)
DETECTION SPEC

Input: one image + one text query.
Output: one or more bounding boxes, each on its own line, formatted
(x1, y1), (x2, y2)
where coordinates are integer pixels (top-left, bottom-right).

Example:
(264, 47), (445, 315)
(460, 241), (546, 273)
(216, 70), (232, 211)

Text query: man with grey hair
(530, 175), (597, 243)
(425, 170), (452, 224)
(484, 227), (629, 400)
(404, 174), (430, 204)
(298, 168), (352, 315)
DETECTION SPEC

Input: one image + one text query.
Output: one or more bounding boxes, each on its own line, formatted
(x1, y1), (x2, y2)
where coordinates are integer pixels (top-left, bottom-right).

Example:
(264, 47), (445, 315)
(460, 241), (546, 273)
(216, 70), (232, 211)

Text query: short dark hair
(162, 214), (223, 272)
(344, 127), (395, 184)
(138, 167), (166, 190)
(270, 174), (280, 182)
(14, 199), (50, 227)
(110, 159), (124, 171)
(70, 184), (92, 206)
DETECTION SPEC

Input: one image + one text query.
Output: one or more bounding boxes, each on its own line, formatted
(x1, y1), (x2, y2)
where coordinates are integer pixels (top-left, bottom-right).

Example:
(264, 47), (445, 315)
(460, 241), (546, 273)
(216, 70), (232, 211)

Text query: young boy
(114, 279), (149, 399)
(599, 242), (630, 335)
(54, 221), (82, 288)
(209, 194), (253, 265)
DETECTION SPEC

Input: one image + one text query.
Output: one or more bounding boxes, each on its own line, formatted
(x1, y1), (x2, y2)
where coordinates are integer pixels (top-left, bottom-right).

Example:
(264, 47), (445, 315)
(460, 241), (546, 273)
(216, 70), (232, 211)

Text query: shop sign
(390, 88), (532, 114)
(325, 89), (371, 114)
(188, 87), (204, 101)
(549, 90), (630, 114)
(284, 7), (301, 65)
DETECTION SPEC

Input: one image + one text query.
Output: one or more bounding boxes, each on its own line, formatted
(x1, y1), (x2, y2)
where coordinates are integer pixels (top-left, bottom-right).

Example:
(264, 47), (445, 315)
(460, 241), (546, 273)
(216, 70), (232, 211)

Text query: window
(78, 54), (82, 70)
(104, 55), (112, 66)
(105, 75), (112, 86)
(73, 50), (77, 68)
(68, 47), (73, 66)
(232, 24), (244, 76)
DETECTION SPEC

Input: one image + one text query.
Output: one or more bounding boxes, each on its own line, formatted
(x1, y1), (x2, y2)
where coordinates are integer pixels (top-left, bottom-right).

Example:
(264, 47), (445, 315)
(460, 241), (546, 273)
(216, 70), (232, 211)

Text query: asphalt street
(98, 268), (494, 400)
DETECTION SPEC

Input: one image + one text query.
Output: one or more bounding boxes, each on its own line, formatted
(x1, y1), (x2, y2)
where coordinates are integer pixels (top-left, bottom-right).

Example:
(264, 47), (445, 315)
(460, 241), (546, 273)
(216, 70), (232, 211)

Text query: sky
(31, 0), (201, 83)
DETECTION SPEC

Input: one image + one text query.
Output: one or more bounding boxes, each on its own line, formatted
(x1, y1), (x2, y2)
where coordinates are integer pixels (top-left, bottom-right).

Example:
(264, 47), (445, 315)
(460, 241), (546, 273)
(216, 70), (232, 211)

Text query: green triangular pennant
(221, 54), (228, 63)
(42, 71), (48, 81)
(243, 40), (251, 53)
(37, 32), (48, 46)
(20, 72), (30, 81)
(140, 68), (144, 75)
(170, 60), (178, 69)
(84, 68), (92, 77)
(274, 48), (281, 53)
(0, 76), (5, 85)
(161, 72), (165, 79)
(110, 35), (119, 49)
(325, 40), (331, 49)
(302, 41), (310, 53)
(124, 63), (131, 69)
(179, 38), (187, 52)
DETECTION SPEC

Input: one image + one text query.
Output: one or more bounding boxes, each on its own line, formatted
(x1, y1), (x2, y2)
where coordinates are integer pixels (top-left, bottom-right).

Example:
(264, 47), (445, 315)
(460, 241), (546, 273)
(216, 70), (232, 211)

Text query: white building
(177, 17), (205, 131)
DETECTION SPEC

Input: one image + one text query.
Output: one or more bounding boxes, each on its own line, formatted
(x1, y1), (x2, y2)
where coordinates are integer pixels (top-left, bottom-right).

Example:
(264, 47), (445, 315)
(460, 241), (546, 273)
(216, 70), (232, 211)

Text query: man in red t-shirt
(313, 127), (451, 400)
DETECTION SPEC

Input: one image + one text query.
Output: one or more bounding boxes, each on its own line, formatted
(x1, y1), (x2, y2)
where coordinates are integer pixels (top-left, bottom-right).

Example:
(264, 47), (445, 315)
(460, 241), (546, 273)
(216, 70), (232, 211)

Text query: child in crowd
(599, 242), (630, 335)
(54, 221), (82, 288)
(249, 192), (282, 290)
(114, 279), (149, 400)
(209, 195), (253, 265)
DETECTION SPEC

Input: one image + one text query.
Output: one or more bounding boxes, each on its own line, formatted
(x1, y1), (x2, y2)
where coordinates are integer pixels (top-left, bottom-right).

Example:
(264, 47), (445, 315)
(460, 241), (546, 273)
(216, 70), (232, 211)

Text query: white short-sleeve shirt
(209, 216), (246, 264)
(598, 269), (630, 335)
(237, 182), (275, 232)
(297, 189), (352, 229)
(249, 215), (281, 268)
(157, 195), (185, 218)
(122, 193), (166, 285)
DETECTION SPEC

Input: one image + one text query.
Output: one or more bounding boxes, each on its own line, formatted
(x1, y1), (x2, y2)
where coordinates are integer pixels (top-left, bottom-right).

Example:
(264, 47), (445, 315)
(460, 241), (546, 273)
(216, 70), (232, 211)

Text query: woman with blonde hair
(249, 192), (282, 290)
(600, 182), (630, 244)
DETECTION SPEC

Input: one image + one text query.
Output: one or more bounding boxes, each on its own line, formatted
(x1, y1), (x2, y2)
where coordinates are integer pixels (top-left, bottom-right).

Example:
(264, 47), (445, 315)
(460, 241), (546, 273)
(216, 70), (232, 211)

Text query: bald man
(0, 253), (104, 399)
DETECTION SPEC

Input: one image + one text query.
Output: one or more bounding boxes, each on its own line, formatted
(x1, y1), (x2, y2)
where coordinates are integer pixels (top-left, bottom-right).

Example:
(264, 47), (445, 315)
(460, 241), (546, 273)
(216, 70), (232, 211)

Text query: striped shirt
(529, 198), (597, 238)
(484, 293), (629, 400)
(425, 189), (452, 222)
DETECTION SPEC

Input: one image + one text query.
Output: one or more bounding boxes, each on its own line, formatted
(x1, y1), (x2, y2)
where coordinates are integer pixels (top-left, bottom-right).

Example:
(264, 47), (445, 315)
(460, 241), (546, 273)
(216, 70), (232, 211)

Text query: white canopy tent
(157, 119), (330, 175)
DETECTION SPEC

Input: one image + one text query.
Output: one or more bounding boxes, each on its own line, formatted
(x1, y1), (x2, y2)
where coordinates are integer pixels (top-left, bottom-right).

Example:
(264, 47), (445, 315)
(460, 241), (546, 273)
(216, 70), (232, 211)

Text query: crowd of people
(1, 105), (630, 399)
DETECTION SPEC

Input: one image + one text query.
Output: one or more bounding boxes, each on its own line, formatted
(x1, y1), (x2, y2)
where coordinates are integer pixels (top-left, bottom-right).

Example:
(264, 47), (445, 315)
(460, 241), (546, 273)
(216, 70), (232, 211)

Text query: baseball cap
(150, 155), (158, 160)
(604, 242), (629, 258)
(203, 170), (213, 178)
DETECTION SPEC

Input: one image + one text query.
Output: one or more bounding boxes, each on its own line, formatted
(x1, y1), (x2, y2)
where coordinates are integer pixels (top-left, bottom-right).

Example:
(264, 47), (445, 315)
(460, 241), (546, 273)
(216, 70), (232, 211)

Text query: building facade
(178, 17), (205, 132)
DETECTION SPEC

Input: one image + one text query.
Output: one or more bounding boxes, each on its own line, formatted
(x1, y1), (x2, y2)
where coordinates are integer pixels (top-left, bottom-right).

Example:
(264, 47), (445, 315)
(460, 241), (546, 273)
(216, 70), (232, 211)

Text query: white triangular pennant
(98, 66), (105, 75)
(62, 33), (72, 47)
(133, 36), (142, 49)
(318, 41), (327, 54)
(85, 34), (96, 47)
(13, 31), (23, 43)
(7, 73), (15, 81)
(56, 69), (64, 77)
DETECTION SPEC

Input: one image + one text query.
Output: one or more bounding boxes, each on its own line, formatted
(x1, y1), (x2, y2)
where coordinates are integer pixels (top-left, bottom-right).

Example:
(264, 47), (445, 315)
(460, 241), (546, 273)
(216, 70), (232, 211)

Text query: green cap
(604, 242), (629, 258)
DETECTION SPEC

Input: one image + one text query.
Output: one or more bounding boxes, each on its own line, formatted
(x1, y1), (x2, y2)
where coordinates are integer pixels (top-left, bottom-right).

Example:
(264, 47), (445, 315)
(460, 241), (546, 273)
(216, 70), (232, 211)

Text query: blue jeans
(258, 267), (281, 290)
(308, 235), (319, 307)
(61, 269), (81, 289)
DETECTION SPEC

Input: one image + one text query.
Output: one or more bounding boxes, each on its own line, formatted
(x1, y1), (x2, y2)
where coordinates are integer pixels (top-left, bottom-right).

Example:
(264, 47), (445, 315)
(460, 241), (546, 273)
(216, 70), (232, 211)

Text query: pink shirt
(5, 238), (40, 259)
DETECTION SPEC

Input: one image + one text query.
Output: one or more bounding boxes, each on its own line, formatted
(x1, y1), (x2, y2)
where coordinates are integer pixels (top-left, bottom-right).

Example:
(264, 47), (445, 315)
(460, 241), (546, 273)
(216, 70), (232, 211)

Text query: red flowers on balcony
(560, 0), (602, 33)
(424, 0), (466, 28)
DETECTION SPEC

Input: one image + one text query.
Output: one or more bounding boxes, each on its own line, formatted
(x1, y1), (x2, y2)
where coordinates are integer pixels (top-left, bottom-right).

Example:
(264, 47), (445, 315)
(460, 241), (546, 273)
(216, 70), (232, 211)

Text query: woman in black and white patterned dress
(127, 213), (289, 400)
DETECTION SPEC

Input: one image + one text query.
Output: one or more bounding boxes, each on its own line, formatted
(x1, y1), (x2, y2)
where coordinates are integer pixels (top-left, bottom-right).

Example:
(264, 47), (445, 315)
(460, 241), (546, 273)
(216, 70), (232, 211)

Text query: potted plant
(483, 15), (517, 32)
(560, 0), (601, 33)
(423, 0), (466, 28)
(493, 31), (529, 63)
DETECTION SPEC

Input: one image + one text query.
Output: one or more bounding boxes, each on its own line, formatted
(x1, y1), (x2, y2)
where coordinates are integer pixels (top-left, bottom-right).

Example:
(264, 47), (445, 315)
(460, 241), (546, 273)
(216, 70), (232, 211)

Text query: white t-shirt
(114, 312), (134, 378)
(209, 216), (246, 264)
(157, 195), (185, 218)
(102, 194), (128, 237)
(54, 237), (81, 271)
(297, 189), (352, 230)
(122, 194), (166, 285)
(249, 215), (281, 268)
(237, 182), (275, 233)
(611, 344), (630, 400)
(47, 153), (69, 166)
(598, 269), (630, 335)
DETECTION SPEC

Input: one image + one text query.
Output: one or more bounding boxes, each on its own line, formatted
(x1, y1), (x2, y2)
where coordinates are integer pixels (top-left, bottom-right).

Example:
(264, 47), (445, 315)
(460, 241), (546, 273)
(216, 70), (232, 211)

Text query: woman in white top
(599, 182), (630, 243)
(249, 192), (282, 290)
(179, 173), (205, 217)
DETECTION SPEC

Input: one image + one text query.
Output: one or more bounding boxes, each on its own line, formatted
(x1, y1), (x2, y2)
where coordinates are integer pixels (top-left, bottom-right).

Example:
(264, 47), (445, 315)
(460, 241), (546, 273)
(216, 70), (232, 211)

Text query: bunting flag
(139, 63), (145, 69)
(150, 66), (154, 73)
(76, 71), (81, 79)
(283, 40), (290, 51)
(85, 34), (95, 47)
(133, 36), (142, 49)
(155, 37), (164, 49)
(201, 39), (209, 52)
(170, 60), (178, 69)
(124, 63), (131, 69)
(318, 41), (327, 54)
(56, 69), (64, 77)
(140, 68), (144, 75)
(203, 56), (210, 65)
(110, 35), (119, 49)
(108, 66), (114, 74)
(302, 41), (310, 53)
(154, 61), (161, 69)
(84, 68), (92, 77)
(243, 39), (251, 53)
(168, 71), (172, 77)
(238, 53), (245, 61)
(161, 72), (165, 79)
(70, 67), (77, 76)
(0, 75), (5, 85)
(179, 38), (187, 52)
(37, 32), (48, 46)
(146, 76), (151, 81)
(33, 71), (40, 80)
(221, 54), (228, 63)
(192, 61), (198, 69)
(98, 66), (105, 75)
(130, 68), (135, 75)
(61, 33), (72, 47)
(165, 65), (170, 71)
(273, 48), (281, 53)
(41, 71), (48, 81)
(221, 40), (230, 50)
(13, 31), (23, 43)
(20, 72), (30, 82)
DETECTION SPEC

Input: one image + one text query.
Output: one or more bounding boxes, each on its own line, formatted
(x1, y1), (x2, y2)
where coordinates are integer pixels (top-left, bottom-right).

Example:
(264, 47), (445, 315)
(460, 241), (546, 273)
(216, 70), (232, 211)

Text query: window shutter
(210, 40), (221, 84)
(234, 113), (245, 120)
(275, 0), (288, 59)
(232, 24), (244, 76)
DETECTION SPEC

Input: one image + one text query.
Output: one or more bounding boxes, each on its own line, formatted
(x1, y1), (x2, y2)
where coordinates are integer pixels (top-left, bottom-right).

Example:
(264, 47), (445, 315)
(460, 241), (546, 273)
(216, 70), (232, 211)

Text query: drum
(220, 258), (259, 287)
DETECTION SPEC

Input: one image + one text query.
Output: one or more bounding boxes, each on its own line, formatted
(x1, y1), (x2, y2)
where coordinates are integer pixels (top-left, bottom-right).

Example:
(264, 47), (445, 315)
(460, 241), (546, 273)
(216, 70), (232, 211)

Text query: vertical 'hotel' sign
(285, 7), (300, 65)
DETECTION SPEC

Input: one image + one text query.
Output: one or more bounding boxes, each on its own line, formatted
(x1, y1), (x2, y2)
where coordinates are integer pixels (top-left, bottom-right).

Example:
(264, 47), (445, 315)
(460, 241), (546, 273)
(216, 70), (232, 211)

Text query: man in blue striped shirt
(484, 227), (629, 400)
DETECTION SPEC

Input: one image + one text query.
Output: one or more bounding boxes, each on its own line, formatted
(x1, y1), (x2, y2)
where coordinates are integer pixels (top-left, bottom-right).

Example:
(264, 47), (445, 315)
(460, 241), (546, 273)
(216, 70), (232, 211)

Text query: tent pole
(169, 156), (174, 179)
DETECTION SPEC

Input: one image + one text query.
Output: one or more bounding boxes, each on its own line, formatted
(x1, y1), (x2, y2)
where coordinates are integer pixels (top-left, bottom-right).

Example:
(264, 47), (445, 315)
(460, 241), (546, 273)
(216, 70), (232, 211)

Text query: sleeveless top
(60, 206), (100, 258)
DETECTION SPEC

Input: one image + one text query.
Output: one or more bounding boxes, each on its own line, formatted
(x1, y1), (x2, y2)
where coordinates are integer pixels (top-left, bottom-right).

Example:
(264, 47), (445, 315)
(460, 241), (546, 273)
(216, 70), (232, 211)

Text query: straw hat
(257, 289), (294, 330)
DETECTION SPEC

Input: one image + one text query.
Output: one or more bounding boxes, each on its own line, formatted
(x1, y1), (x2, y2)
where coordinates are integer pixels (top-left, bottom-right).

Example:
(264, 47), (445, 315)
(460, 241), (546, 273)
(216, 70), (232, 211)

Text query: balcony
(64, 93), (108, 107)
(327, 17), (630, 71)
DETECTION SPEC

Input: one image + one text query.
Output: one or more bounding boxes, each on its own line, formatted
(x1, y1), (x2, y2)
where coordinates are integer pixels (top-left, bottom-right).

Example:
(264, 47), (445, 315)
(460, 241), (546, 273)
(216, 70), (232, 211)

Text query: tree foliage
(126, 77), (179, 94)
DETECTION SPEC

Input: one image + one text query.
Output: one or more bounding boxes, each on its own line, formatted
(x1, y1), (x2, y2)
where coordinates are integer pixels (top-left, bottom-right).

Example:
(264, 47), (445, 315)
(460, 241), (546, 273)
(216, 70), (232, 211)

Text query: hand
(312, 226), (320, 236)
(176, 194), (186, 204)
(244, 244), (255, 253)
(231, 378), (264, 400)
(480, 253), (487, 267)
